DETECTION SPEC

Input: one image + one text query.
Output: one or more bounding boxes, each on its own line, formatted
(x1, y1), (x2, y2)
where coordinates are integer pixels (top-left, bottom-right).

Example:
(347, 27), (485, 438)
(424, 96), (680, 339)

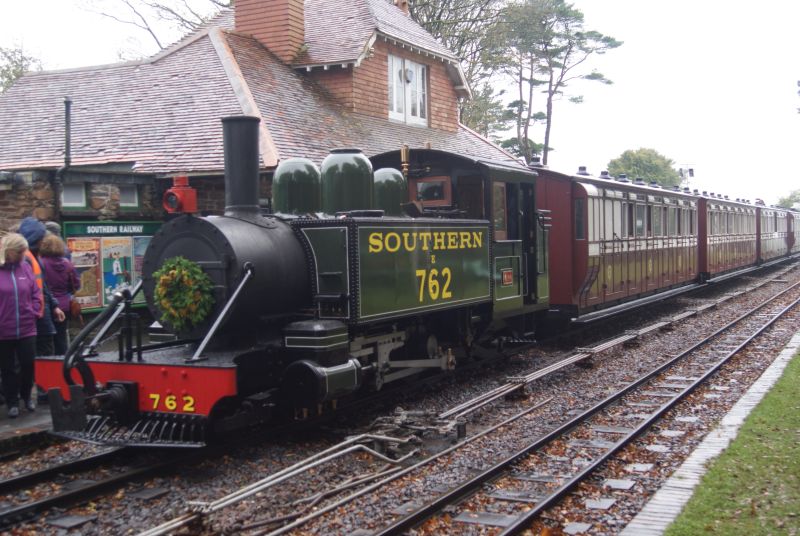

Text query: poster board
(63, 221), (161, 312)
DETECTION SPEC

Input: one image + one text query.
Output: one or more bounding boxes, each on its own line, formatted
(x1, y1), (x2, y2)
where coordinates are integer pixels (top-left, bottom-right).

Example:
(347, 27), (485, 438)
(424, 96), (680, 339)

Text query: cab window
(410, 176), (452, 207)
(493, 182), (507, 240)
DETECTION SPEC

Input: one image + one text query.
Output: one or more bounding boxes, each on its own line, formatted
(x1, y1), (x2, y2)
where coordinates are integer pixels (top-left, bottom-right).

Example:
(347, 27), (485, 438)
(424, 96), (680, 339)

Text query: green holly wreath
(152, 256), (215, 332)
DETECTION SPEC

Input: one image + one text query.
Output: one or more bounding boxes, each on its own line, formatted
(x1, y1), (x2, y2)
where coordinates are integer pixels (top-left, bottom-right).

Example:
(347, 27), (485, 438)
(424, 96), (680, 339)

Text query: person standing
(39, 233), (80, 355)
(0, 233), (42, 417)
(18, 217), (65, 359)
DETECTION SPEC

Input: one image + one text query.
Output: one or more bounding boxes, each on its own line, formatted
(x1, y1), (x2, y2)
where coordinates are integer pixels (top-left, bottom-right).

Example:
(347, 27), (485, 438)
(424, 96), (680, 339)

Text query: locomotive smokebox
(223, 115), (261, 217)
(142, 116), (310, 338)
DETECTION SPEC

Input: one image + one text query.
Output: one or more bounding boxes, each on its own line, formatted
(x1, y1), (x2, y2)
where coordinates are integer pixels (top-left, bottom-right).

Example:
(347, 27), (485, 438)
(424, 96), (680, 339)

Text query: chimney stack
(394, 0), (410, 15)
(235, 0), (305, 63)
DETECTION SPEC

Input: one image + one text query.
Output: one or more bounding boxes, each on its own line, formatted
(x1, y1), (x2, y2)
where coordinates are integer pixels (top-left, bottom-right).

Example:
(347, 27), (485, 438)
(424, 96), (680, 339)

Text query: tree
(408, 0), (506, 132)
(498, 0), (621, 164)
(606, 148), (681, 187)
(496, 99), (546, 162)
(84, 0), (229, 52)
(461, 84), (515, 138)
(777, 189), (800, 209)
(0, 46), (42, 93)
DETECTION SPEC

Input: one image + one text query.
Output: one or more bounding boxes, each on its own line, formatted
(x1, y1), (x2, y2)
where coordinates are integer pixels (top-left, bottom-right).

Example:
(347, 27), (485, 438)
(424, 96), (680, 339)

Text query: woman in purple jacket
(0, 233), (43, 418)
(39, 233), (80, 355)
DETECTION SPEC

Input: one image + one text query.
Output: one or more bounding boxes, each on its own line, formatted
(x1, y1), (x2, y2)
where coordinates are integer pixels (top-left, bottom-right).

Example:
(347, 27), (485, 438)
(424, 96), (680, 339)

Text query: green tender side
(358, 223), (491, 321)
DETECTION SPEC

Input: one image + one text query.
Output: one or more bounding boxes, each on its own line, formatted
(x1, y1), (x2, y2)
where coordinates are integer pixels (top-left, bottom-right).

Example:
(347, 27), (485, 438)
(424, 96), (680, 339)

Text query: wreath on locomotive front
(152, 256), (215, 332)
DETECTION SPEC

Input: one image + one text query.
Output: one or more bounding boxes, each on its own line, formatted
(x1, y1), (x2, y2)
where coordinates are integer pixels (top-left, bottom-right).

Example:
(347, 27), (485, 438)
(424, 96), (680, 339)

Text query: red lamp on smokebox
(163, 175), (198, 214)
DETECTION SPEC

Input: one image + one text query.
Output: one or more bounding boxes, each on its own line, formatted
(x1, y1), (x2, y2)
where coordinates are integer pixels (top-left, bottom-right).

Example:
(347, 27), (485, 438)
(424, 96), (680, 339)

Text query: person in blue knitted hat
(18, 217), (46, 250)
(15, 218), (65, 411)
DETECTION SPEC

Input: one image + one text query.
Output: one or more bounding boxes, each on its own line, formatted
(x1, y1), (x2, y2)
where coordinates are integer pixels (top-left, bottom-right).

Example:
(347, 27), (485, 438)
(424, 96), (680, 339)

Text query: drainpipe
(53, 96), (72, 221)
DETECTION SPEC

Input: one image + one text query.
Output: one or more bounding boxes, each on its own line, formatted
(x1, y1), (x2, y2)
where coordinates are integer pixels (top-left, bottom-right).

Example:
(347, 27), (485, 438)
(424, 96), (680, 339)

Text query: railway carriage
(789, 209), (800, 255)
(758, 205), (793, 262)
(535, 167), (698, 319)
(698, 194), (757, 280)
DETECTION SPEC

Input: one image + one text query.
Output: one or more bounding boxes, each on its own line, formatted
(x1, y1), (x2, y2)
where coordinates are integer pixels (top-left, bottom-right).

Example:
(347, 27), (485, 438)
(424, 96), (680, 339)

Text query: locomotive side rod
(189, 262), (254, 362)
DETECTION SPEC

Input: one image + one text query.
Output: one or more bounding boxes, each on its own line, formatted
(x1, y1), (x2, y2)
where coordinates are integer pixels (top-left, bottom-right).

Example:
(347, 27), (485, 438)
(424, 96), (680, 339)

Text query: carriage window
(410, 176), (451, 207)
(604, 200), (614, 240)
(646, 205), (653, 236)
(493, 182), (507, 240)
(626, 203), (634, 237)
(676, 208), (683, 235)
(634, 204), (645, 237)
(574, 198), (585, 240)
(668, 207), (677, 235)
(689, 209), (695, 235)
(652, 205), (662, 236)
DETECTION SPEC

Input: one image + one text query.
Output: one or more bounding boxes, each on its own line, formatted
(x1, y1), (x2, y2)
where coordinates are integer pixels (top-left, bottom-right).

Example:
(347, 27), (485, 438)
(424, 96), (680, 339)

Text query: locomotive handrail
(86, 280), (143, 355)
(62, 280), (142, 394)
(188, 262), (255, 362)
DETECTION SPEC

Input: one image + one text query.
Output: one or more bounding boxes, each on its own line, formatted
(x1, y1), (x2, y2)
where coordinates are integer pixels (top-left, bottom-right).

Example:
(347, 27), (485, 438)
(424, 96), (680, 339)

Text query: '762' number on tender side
(416, 268), (453, 302)
(149, 393), (196, 413)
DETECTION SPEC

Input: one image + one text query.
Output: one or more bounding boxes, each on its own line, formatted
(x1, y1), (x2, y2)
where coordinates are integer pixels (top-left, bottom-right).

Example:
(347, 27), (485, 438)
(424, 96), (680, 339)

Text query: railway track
(0, 446), (189, 529)
(371, 280), (800, 535)
(131, 265), (799, 536)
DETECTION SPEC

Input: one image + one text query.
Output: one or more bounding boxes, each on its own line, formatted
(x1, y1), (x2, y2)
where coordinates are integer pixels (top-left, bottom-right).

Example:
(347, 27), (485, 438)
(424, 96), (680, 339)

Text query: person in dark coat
(39, 233), (80, 355)
(0, 233), (42, 417)
(18, 217), (65, 359)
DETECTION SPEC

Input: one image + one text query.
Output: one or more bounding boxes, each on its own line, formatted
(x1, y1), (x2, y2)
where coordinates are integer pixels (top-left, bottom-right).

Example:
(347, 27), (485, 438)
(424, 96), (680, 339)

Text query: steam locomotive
(35, 116), (551, 446)
(35, 116), (799, 447)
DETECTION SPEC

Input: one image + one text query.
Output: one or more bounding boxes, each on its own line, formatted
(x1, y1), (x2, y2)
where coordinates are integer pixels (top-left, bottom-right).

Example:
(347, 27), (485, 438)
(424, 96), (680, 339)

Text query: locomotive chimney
(222, 115), (261, 218)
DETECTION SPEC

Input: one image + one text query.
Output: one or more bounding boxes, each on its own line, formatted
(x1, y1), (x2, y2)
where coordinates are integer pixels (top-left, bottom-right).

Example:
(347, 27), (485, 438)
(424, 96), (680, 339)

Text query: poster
(101, 237), (133, 306)
(63, 221), (162, 312)
(67, 237), (103, 308)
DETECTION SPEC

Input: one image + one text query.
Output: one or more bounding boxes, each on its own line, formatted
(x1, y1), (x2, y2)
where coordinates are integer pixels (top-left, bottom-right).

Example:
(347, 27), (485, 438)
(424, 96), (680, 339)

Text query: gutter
(53, 96), (72, 219)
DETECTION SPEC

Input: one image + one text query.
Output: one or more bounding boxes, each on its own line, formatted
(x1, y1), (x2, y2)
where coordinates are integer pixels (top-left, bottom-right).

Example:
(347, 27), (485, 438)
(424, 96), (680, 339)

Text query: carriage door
(492, 181), (524, 312)
(521, 183), (546, 303)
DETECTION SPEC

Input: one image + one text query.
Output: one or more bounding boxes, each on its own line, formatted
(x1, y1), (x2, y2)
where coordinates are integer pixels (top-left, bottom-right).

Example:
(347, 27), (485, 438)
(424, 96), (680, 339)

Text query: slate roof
(0, 33), (241, 173)
(0, 3), (517, 175)
(296, 0), (456, 67)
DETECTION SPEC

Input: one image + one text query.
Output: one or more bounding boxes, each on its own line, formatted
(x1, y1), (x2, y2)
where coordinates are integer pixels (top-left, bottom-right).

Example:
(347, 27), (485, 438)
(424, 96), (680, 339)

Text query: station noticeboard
(63, 221), (161, 312)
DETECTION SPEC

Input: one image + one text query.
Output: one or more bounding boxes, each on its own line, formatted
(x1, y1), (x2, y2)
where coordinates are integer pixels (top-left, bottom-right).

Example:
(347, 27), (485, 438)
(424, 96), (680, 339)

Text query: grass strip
(666, 351), (800, 535)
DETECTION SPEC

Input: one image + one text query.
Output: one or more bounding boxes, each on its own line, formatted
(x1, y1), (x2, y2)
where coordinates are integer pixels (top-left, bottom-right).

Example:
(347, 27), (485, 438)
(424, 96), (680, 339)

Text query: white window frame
(388, 54), (428, 126)
(61, 183), (86, 207)
(119, 184), (139, 207)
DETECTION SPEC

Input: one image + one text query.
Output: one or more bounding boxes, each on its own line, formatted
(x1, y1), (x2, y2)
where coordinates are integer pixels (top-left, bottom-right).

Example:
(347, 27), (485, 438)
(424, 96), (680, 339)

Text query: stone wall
(0, 171), (162, 232)
(0, 172), (53, 231)
(84, 183), (160, 220)
(1, 172), (273, 231)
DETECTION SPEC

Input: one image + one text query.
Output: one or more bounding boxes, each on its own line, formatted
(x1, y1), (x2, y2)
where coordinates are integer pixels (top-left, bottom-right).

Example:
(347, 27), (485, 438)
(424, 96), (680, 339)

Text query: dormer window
(388, 54), (427, 126)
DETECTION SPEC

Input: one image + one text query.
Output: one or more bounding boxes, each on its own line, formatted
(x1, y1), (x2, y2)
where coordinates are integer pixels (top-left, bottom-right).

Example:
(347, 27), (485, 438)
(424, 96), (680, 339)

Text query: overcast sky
(2, 0), (798, 205)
